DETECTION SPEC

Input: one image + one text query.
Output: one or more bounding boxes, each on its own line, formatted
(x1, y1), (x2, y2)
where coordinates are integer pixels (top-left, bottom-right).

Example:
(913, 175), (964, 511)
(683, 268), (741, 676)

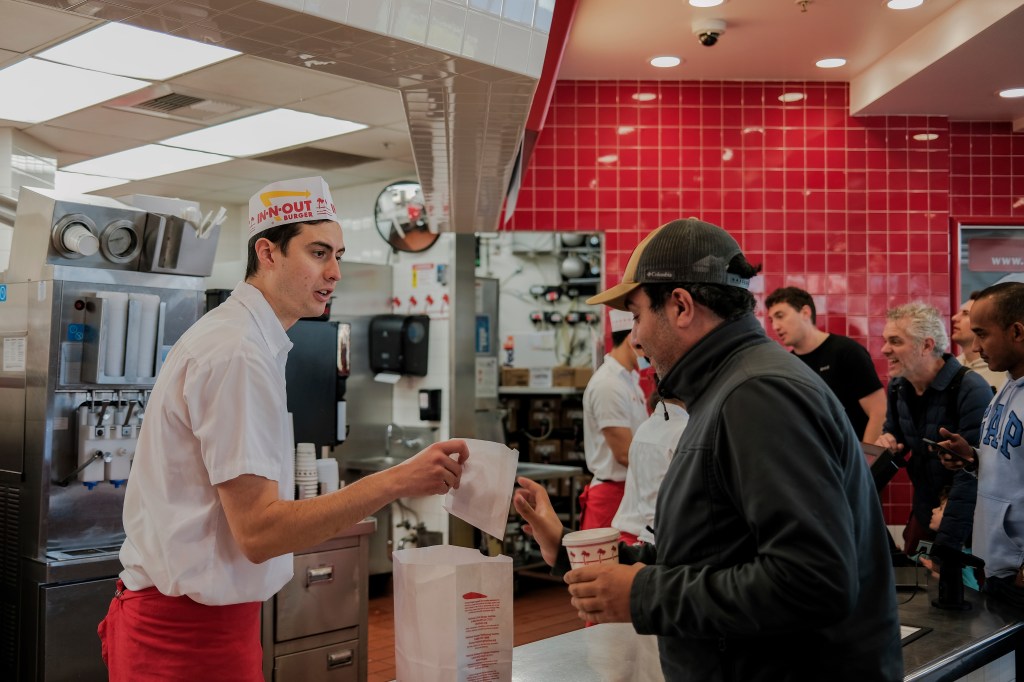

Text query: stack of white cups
(295, 443), (318, 499)
(316, 457), (340, 495)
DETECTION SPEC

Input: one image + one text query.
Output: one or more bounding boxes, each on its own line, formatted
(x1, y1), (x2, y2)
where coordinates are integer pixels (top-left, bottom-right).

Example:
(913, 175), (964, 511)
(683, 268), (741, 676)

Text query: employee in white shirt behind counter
(612, 376), (688, 545)
(98, 176), (468, 682)
(579, 308), (649, 529)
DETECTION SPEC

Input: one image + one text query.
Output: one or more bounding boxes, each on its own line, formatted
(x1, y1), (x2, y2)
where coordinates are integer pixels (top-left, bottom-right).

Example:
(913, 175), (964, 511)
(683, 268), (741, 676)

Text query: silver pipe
(0, 193), (16, 229)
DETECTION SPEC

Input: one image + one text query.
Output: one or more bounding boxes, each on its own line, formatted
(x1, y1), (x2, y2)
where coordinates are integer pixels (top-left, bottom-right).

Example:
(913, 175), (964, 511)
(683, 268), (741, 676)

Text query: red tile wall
(950, 120), (1024, 217)
(507, 80), (1024, 526)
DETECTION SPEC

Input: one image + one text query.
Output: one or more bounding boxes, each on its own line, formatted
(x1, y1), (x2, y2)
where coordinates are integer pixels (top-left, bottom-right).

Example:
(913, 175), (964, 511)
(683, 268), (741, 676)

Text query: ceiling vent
(106, 84), (262, 124)
(254, 147), (379, 170)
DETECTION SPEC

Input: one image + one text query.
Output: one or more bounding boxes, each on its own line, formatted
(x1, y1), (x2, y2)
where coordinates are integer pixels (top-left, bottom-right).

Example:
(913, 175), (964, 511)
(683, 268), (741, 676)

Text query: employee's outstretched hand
(392, 439), (469, 496)
(512, 477), (564, 566)
(565, 562), (645, 624)
(936, 427), (976, 471)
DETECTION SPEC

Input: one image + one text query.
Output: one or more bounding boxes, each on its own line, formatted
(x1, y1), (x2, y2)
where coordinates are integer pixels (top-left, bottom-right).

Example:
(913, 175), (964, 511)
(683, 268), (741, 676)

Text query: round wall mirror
(374, 181), (439, 253)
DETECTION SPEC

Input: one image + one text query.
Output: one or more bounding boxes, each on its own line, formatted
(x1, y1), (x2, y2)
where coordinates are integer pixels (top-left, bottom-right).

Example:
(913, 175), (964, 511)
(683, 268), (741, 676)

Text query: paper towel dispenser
(369, 314), (430, 377)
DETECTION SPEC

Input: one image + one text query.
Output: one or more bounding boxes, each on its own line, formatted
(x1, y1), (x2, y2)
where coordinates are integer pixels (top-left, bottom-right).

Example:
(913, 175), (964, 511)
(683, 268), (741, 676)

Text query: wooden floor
(366, 574), (584, 682)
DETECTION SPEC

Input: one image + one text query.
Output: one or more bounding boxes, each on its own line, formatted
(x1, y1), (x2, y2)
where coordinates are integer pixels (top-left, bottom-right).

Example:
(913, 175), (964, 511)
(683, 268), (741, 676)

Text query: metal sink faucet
(385, 423), (425, 455)
(385, 422), (403, 456)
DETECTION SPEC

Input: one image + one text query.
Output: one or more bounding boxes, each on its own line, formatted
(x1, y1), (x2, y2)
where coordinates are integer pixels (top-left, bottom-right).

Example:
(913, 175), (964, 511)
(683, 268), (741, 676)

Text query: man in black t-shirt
(766, 287), (886, 442)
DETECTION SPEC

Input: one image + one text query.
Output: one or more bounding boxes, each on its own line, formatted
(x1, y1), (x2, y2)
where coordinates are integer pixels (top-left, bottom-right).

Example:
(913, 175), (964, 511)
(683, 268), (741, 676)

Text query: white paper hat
(608, 308), (634, 333)
(248, 176), (337, 239)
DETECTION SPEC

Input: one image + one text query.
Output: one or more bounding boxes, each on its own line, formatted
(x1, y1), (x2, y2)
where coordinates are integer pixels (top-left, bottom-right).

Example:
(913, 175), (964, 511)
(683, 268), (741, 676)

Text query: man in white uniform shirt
(98, 176), (468, 682)
(612, 391), (689, 545)
(580, 308), (648, 529)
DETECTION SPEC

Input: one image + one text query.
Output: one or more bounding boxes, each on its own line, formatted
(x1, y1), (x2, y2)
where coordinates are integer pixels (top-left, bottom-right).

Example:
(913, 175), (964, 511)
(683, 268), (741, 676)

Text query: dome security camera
(693, 18), (727, 47)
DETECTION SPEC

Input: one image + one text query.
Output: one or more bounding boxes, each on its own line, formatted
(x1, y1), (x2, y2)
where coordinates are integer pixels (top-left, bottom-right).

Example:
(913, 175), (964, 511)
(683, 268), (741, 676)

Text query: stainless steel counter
(900, 583), (1024, 681)
(505, 583), (1024, 681)
(512, 623), (663, 681)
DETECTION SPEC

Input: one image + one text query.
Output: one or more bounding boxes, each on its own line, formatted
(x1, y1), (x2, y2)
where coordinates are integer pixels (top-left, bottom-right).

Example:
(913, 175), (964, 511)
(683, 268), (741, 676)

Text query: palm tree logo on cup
(562, 528), (621, 569)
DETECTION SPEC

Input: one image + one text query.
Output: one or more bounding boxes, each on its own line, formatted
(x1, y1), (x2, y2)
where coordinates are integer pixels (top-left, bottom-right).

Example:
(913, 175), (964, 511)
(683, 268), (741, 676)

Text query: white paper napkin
(443, 438), (519, 538)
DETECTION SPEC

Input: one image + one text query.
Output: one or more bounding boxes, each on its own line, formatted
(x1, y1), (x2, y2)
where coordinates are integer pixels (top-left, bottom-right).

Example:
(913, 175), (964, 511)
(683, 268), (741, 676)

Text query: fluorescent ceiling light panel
(999, 88), (1024, 98)
(63, 144), (231, 180)
(37, 23), (239, 80)
(160, 109), (368, 157)
(55, 171), (130, 194)
(0, 59), (148, 124)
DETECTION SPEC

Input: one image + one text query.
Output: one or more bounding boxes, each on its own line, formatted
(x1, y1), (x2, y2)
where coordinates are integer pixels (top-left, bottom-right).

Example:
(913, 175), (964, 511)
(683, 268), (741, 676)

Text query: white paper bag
(443, 438), (519, 539)
(393, 545), (513, 682)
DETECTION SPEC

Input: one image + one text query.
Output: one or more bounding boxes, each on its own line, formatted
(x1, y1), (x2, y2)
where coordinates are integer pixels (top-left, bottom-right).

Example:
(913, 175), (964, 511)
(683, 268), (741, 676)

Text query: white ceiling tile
(170, 54), (356, 107)
(24, 123), (143, 157)
(291, 83), (406, 126)
(196, 158), (302, 182)
(352, 158), (418, 180)
(311, 126), (413, 159)
(150, 167), (252, 191)
(0, 0), (95, 54)
(47, 106), (202, 141)
(0, 47), (19, 68)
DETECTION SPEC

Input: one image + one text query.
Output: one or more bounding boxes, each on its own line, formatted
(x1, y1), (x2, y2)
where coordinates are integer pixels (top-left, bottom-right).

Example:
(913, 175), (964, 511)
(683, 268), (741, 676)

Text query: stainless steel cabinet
(276, 548), (362, 641)
(262, 520), (374, 682)
(274, 639), (359, 681)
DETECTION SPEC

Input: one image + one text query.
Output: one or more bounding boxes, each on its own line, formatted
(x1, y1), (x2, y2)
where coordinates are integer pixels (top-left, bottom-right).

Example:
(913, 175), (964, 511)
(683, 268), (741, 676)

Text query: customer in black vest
(515, 218), (903, 681)
(875, 302), (991, 557)
(766, 286), (886, 442)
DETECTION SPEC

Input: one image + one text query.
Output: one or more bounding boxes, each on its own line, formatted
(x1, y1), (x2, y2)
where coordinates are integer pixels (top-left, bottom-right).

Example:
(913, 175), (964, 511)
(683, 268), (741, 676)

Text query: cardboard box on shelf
(500, 367), (530, 386)
(552, 366), (575, 387)
(573, 367), (594, 388)
(528, 367), (553, 388)
(530, 439), (562, 464)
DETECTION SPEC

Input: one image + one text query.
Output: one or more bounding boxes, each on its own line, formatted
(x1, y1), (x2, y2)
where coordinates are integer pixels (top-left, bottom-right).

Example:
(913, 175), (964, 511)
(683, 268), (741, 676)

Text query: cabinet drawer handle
(306, 565), (334, 586)
(327, 648), (353, 669)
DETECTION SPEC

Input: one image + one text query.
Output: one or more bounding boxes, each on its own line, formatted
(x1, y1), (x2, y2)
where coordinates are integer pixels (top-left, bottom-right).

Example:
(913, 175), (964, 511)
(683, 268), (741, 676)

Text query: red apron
(618, 530), (641, 546)
(98, 580), (263, 682)
(579, 480), (626, 530)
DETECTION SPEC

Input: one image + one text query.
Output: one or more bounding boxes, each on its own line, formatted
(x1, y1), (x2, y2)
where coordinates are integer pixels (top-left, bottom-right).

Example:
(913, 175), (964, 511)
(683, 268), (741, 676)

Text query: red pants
(98, 580), (263, 682)
(579, 480), (625, 530)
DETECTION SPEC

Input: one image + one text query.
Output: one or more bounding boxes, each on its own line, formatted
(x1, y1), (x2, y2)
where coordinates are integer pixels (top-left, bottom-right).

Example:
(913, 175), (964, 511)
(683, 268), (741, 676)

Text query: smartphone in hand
(922, 437), (974, 465)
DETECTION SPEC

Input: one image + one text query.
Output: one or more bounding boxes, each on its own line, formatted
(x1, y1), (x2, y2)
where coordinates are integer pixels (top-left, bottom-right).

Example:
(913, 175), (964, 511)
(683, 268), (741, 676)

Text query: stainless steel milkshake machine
(0, 187), (218, 680)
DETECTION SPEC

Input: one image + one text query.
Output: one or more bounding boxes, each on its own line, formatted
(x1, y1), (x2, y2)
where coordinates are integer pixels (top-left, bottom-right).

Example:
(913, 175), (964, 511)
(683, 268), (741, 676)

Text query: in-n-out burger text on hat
(248, 176), (338, 239)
